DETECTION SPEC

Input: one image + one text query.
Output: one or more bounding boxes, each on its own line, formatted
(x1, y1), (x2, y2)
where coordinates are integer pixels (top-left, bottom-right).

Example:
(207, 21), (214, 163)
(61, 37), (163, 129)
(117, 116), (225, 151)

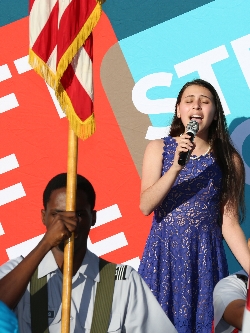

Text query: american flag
(29, 0), (104, 140)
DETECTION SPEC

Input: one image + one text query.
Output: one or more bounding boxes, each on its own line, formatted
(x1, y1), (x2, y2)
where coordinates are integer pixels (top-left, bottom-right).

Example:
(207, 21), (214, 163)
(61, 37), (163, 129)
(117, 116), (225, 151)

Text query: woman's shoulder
(143, 139), (164, 160)
(142, 139), (165, 168)
(145, 138), (164, 151)
(144, 136), (178, 157)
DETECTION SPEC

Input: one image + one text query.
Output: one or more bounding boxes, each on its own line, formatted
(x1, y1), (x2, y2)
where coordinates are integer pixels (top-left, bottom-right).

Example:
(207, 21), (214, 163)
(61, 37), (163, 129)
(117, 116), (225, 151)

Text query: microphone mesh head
(186, 120), (199, 136)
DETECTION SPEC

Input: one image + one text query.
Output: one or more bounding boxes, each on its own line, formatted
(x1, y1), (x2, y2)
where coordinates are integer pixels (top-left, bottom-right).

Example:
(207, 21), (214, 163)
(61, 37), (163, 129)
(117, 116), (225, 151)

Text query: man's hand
(0, 211), (79, 309)
(43, 212), (79, 249)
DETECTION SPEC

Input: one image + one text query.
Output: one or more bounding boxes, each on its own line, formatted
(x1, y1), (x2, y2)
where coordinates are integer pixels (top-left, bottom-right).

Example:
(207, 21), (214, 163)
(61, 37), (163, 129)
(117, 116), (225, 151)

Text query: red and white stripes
(29, 0), (103, 139)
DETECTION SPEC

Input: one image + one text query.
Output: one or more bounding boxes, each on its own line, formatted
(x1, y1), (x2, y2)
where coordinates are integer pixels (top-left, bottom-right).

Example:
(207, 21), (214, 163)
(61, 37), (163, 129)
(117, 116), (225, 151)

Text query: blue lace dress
(138, 136), (228, 333)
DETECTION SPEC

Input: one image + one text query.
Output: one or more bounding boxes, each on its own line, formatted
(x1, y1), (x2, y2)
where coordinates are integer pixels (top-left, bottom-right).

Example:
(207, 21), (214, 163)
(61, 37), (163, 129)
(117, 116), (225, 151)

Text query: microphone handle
(178, 131), (195, 166)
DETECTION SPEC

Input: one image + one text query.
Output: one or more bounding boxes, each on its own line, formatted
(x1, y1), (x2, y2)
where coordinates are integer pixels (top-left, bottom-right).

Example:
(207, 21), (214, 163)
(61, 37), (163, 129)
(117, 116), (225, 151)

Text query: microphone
(178, 120), (199, 166)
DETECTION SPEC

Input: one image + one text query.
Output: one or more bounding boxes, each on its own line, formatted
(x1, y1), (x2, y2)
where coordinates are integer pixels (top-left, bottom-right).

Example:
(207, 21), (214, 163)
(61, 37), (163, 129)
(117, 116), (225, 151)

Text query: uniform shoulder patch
(115, 265), (127, 280)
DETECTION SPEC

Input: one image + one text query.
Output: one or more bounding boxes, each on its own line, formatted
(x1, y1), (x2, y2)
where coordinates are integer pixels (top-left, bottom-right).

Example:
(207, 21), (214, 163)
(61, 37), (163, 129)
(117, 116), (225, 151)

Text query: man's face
(41, 187), (96, 252)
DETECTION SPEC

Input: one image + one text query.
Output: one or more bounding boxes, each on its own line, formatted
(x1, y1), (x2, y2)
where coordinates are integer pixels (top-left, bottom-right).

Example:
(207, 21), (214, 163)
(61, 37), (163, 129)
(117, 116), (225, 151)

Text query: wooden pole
(61, 126), (78, 333)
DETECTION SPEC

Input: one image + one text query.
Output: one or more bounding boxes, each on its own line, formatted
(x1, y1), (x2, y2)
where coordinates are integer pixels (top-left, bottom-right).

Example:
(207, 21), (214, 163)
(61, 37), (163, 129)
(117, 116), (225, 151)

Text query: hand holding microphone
(178, 120), (199, 166)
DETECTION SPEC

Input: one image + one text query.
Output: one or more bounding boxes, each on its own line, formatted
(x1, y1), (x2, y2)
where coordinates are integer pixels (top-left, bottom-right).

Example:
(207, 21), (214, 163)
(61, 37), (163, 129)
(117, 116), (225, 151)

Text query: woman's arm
(139, 137), (191, 215)
(222, 208), (250, 273)
(222, 154), (250, 273)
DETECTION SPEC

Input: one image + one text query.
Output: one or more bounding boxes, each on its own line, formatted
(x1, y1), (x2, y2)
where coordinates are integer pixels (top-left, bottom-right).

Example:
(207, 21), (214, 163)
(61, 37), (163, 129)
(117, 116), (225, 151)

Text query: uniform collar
(38, 250), (58, 278)
(38, 248), (100, 282)
(78, 249), (100, 282)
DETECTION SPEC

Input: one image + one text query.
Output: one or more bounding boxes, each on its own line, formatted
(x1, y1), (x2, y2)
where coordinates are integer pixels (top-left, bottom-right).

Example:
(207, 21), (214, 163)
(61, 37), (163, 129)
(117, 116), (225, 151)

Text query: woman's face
(176, 84), (216, 137)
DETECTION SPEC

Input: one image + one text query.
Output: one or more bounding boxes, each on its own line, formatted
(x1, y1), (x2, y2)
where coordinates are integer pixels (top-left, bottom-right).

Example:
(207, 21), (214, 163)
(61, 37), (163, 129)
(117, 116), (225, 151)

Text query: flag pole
(61, 126), (78, 333)
(29, 2), (105, 332)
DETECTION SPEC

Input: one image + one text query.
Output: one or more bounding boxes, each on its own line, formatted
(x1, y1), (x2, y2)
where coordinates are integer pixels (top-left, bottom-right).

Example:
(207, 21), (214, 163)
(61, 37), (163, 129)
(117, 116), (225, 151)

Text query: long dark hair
(169, 79), (245, 221)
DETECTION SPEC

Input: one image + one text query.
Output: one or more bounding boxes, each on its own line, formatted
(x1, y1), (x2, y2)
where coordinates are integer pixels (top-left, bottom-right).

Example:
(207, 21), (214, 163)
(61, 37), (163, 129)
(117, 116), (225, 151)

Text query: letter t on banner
(28, 1), (105, 332)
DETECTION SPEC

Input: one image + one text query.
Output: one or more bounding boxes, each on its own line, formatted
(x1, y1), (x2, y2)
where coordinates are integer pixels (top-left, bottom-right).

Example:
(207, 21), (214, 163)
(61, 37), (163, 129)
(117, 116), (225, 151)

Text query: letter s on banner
(132, 72), (176, 114)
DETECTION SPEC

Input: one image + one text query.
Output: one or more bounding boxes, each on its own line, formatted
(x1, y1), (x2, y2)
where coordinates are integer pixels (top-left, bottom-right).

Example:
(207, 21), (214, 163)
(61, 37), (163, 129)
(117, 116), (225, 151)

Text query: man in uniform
(0, 173), (177, 333)
(213, 240), (250, 333)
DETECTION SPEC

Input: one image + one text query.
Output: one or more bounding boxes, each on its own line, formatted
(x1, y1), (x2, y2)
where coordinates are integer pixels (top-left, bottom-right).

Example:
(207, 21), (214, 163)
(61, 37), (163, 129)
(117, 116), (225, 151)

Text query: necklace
(190, 146), (211, 160)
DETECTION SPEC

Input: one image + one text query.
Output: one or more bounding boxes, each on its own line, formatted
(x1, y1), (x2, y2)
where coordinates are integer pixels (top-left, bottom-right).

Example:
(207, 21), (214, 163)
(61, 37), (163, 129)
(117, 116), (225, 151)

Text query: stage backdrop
(0, 0), (250, 273)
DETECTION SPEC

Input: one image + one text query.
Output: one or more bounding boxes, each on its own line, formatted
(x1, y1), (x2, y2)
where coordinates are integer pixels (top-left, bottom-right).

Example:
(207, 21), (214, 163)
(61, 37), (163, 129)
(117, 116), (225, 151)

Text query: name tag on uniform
(48, 311), (55, 318)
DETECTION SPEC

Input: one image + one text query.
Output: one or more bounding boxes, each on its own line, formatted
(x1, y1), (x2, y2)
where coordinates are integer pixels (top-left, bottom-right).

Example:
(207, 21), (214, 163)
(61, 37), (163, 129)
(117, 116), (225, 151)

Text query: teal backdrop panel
(0, 0), (28, 27)
(119, 0), (250, 273)
(0, 0), (249, 274)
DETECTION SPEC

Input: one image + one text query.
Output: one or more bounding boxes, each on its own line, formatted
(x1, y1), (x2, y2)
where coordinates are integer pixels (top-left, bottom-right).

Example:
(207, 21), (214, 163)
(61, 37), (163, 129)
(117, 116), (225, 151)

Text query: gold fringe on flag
(29, 49), (96, 140)
(28, 49), (57, 90)
(29, 0), (103, 91)
(29, 0), (102, 140)
(56, 1), (102, 88)
(56, 83), (96, 140)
